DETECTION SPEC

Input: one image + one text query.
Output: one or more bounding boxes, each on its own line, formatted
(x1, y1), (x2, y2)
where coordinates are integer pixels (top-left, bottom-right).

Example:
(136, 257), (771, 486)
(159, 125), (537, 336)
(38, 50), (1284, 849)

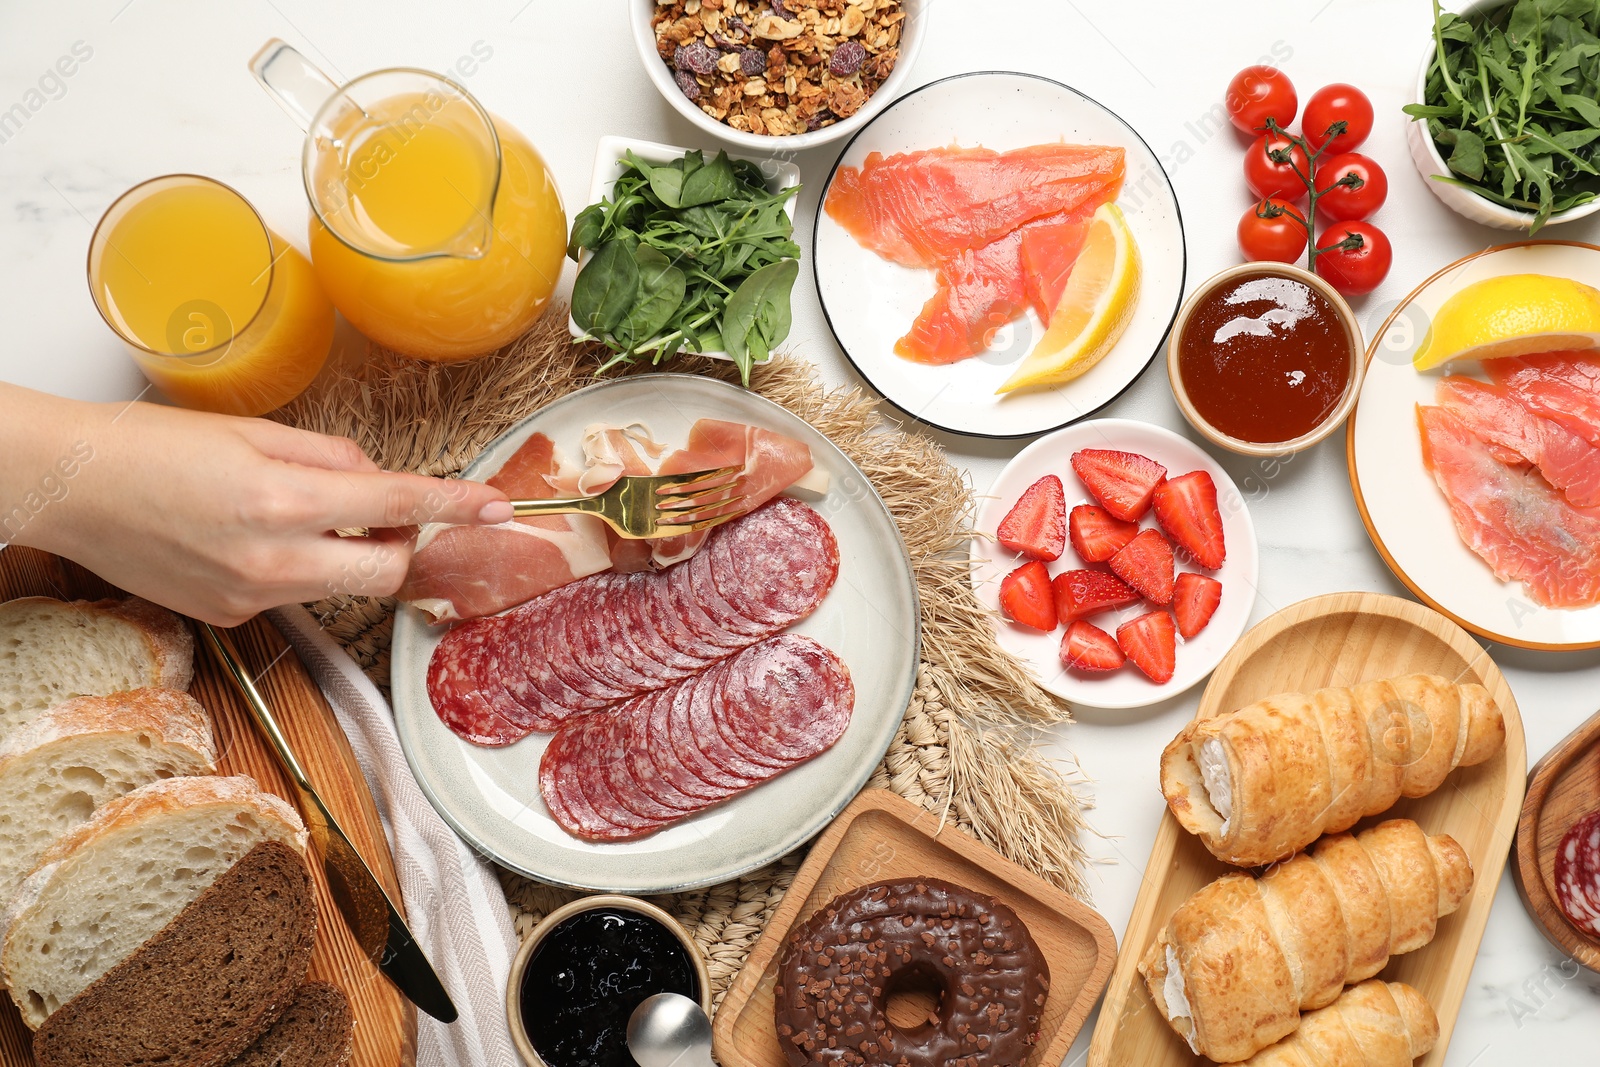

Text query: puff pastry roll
(1241, 980), (1438, 1066)
(1138, 819), (1471, 1062)
(1161, 674), (1504, 866)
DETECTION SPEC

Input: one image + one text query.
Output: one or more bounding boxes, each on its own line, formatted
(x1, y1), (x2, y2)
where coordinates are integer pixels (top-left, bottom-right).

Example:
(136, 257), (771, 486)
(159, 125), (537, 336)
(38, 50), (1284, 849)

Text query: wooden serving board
(0, 547), (416, 1067)
(1087, 591), (1526, 1067)
(1513, 708), (1600, 972)
(713, 789), (1116, 1067)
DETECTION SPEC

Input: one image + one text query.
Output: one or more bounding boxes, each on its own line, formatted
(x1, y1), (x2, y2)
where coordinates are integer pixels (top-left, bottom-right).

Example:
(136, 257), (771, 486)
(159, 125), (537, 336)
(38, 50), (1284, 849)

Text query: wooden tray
(1087, 592), (1526, 1067)
(713, 789), (1116, 1067)
(0, 547), (416, 1067)
(1513, 708), (1600, 972)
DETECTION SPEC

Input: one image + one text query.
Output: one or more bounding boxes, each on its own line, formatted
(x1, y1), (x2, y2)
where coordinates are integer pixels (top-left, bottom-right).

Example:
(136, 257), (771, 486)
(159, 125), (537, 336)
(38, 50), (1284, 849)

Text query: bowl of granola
(632, 0), (926, 151)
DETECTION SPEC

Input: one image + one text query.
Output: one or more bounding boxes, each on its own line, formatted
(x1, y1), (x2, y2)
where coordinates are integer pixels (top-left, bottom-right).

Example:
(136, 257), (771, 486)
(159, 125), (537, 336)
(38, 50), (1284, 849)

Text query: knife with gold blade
(199, 622), (459, 1023)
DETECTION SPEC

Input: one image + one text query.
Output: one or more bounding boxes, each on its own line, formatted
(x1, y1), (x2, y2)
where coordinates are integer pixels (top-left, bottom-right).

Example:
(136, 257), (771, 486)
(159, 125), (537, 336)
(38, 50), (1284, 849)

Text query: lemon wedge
(998, 202), (1142, 394)
(1412, 273), (1600, 371)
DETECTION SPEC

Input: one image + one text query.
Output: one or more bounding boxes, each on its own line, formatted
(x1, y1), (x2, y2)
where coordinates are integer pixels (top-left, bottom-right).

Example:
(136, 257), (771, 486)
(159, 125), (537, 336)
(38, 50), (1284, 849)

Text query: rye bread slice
(229, 982), (354, 1067)
(32, 840), (316, 1067)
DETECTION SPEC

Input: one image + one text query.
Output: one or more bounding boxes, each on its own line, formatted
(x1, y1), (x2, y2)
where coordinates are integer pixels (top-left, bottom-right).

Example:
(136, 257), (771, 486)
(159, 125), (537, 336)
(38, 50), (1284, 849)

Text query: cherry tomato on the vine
(1302, 83), (1373, 154)
(1314, 152), (1387, 221)
(1316, 220), (1391, 296)
(1238, 198), (1307, 263)
(1244, 132), (1311, 201)
(1225, 66), (1297, 134)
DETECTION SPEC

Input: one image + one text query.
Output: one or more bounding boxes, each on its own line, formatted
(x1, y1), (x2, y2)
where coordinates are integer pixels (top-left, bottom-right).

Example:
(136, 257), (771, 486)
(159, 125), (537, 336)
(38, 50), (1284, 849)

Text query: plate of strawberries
(971, 418), (1259, 708)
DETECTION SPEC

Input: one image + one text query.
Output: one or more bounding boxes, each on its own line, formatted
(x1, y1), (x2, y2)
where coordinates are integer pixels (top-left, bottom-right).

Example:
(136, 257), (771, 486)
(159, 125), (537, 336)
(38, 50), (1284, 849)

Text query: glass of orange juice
(249, 40), (567, 362)
(87, 175), (335, 417)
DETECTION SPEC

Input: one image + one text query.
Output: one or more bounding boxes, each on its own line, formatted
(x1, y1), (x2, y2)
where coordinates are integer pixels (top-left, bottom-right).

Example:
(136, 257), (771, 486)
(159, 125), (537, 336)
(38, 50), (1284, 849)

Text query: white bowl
(567, 134), (800, 361)
(1407, 0), (1600, 230)
(629, 0), (928, 153)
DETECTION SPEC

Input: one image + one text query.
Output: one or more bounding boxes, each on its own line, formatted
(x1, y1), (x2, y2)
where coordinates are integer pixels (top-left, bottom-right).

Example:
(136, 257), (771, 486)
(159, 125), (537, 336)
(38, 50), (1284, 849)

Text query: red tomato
(1314, 152), (1388, 221)
(1237, 198), (1307, 263)
(1316, 221), (1392, 296)
(1244, 132), (1311, 201)
(1303, 83), (1374, 153)
(1225, 65), (1297, 134)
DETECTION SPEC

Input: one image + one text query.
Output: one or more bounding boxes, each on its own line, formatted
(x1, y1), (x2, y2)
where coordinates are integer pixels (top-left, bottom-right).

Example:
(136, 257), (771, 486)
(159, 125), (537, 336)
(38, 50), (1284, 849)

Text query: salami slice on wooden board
(1556, 811), (1600, 937)
(425, 619), (530, 747)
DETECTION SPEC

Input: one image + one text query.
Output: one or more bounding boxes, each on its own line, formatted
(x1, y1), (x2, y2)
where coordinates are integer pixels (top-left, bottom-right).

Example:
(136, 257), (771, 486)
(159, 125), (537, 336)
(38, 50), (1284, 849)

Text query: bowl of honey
(1167, 262), (1365, 457)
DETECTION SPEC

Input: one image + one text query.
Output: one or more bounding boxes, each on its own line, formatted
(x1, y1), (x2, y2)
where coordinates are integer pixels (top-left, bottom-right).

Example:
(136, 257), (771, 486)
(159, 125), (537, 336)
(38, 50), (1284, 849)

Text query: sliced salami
(545, 588), (636, 704)
(644, 688), (734, 803)
(686, 660), (778, 780)
(665, 673), (761, 792)
(621, 697), (708, 813)
(425, 619), (529, 747)
(719, 635), (855, 763)
(687, 548), (768, 637)
(642, 575), (725, 669)
(1555, 810), (1600, 937)
(661, 560), (750, 651)
(706, 498), (839, 627)
(590, 710), (684, 822)
(539, 722), (636, 840)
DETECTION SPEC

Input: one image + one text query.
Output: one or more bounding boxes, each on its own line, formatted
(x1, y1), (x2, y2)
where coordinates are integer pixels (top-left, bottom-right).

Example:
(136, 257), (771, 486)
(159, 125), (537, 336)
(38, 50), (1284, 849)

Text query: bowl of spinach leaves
(567, 136), (801, 385)
(1405, 0), (1600, 232)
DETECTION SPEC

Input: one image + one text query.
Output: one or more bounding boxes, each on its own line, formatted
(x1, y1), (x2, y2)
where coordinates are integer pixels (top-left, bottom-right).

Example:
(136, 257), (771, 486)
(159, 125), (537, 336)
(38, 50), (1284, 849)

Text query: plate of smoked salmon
(388, 373), (921, 893)
(1350, 241), (1600, 650)
(813, 71), (1185, 439)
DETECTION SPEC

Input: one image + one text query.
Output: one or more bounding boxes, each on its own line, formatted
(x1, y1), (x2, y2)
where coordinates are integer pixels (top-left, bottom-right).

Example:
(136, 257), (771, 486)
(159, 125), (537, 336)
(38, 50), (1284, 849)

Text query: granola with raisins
(652, 0), (904, 136)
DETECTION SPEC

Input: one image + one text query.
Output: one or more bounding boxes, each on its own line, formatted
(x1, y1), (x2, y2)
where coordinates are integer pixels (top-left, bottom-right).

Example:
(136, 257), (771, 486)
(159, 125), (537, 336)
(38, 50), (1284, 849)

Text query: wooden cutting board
(1513, 708), (1600, 972)
(1087, 591), (1526, 1067)
(0, 547), (416, 1067)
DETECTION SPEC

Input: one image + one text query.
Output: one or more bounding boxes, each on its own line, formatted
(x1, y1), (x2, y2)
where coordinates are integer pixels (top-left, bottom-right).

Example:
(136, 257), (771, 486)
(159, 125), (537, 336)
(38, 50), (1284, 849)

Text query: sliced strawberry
(1068, 504), (1139, 563)
(999, 560), (1057, 632)
(1070, 449), (1168, 522)
(1061, 620), (1125, 672)
(1117, 610), (1177, 684)
(1153, 471), (1226, 570)
(1110, 528), (1175, 605)
(1052, 569), (1141, 623)
(1173, 572), (1222, 639)
(997, 475), (1067, 561)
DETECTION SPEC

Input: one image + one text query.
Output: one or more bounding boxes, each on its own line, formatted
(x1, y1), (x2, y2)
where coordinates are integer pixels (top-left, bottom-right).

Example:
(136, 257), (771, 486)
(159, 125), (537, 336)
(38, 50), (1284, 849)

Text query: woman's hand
(1, 383), (511, 625)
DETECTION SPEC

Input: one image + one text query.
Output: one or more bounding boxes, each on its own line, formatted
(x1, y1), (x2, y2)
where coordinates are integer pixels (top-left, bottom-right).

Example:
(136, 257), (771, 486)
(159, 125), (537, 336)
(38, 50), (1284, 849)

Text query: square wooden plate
(1086, 592), (1527, 1067)
(714, 789), (1116, 1067)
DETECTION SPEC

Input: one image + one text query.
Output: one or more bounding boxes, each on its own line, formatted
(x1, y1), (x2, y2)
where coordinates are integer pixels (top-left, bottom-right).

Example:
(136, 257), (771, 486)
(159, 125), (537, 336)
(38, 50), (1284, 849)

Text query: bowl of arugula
(567, 136), (801, 384)
(1405, 0), (1600, 232)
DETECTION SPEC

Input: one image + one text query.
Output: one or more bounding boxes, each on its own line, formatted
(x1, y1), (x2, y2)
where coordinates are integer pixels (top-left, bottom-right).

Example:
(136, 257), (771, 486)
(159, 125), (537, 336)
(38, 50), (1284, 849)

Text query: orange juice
(88, 176), (334, 417)
(307, 92), (566, 361)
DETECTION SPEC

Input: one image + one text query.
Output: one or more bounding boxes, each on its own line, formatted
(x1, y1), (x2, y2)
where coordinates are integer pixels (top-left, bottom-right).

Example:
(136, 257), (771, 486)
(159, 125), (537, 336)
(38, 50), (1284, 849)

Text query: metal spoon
(627, 992), (715, 1067)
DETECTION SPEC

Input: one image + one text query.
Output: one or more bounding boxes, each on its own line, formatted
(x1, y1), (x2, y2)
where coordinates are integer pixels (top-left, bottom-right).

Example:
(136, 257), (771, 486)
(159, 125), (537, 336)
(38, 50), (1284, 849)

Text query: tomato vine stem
(1257, 117), (1365, 275)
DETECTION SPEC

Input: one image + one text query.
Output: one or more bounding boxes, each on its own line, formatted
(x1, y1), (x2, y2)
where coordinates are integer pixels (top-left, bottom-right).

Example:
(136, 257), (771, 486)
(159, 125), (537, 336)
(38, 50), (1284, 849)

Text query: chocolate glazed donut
(773, 878), (1051, 1067)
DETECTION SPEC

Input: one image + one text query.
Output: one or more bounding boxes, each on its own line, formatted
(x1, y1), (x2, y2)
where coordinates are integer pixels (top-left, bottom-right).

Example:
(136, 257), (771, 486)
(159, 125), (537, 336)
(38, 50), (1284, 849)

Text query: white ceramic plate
(391, 374), (920, 892)
(813, 71), (1186, 439)
(970, 419), (1258, 709)
(1349, 240), (1600, 651)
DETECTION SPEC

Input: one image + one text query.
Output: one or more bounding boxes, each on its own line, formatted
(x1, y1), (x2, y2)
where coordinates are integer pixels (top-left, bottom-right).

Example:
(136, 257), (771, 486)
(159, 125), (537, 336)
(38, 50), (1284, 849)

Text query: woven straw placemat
(274, 312), (1089, 1006)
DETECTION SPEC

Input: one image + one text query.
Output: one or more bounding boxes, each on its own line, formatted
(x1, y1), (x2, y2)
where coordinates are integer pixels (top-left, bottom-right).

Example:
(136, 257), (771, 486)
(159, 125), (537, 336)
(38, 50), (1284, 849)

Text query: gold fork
(509, 465), (747, 539)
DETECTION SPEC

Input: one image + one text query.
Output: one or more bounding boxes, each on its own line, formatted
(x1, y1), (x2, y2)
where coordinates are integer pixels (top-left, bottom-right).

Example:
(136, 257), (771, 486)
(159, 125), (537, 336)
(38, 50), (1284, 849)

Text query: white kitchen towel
(268, 605), (520, 1067)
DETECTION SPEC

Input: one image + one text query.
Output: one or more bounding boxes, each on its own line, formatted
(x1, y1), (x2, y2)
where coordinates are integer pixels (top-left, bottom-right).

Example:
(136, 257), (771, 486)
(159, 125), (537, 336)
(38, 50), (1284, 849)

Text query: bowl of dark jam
(507, 895), (710, 1067)
(1168, 262), (1365, 457)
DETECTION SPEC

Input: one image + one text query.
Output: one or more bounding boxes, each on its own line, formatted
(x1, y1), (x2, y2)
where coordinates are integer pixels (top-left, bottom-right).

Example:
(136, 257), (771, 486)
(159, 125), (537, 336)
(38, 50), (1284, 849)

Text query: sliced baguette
(32, 840), (317, 1067)
(228, 982), (354, 1067)
(0, 687), (217, 910)
(0, 596), (194, 742)
(1, 775), (307, 1028)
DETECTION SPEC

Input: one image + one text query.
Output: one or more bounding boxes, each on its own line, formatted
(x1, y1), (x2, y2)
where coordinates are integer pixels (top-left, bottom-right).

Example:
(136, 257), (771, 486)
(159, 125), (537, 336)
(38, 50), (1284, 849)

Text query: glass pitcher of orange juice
(249, 40), (566, 362)
(88, 174), (335, 417)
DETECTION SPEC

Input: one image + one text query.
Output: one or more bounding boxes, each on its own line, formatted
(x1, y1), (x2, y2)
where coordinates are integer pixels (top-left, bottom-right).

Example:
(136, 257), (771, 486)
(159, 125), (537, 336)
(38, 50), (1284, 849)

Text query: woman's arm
(0, 382), (511, 625)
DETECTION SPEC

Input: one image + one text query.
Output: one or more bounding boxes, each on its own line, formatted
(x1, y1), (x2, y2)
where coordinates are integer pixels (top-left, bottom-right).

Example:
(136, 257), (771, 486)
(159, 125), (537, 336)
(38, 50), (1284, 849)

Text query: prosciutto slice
(399, 419), (824, 623)
(397, 433), (612, 623)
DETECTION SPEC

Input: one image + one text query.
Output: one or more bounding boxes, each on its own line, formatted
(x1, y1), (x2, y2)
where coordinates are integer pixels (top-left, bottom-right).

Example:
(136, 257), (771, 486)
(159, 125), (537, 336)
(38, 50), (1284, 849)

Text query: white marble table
(3, 0), (1598, 1060)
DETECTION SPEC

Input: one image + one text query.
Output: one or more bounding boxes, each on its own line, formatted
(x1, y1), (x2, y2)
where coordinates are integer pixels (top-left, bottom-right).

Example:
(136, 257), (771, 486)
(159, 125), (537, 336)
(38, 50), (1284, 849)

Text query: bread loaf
(1, 775), (306, 1028)
(0, 688), (216, 908)
(1138, 819), (1473, 1061)
(228, 982), (354, 1067)
(1162, 674), (1504, 866)
(0, 597), (193, 742)
(31, 840), (317, 1067)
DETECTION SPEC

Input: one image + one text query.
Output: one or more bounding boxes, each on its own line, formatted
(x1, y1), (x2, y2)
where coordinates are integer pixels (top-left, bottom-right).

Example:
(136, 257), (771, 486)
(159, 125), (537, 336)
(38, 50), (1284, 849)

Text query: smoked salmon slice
(1437, 376), (1600, 506)
(1020, 214), (1092, 323)
(1484, 351), (1600, 446)
(1418, 404), (1600, 608)
(825, 143), (1126, 269)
